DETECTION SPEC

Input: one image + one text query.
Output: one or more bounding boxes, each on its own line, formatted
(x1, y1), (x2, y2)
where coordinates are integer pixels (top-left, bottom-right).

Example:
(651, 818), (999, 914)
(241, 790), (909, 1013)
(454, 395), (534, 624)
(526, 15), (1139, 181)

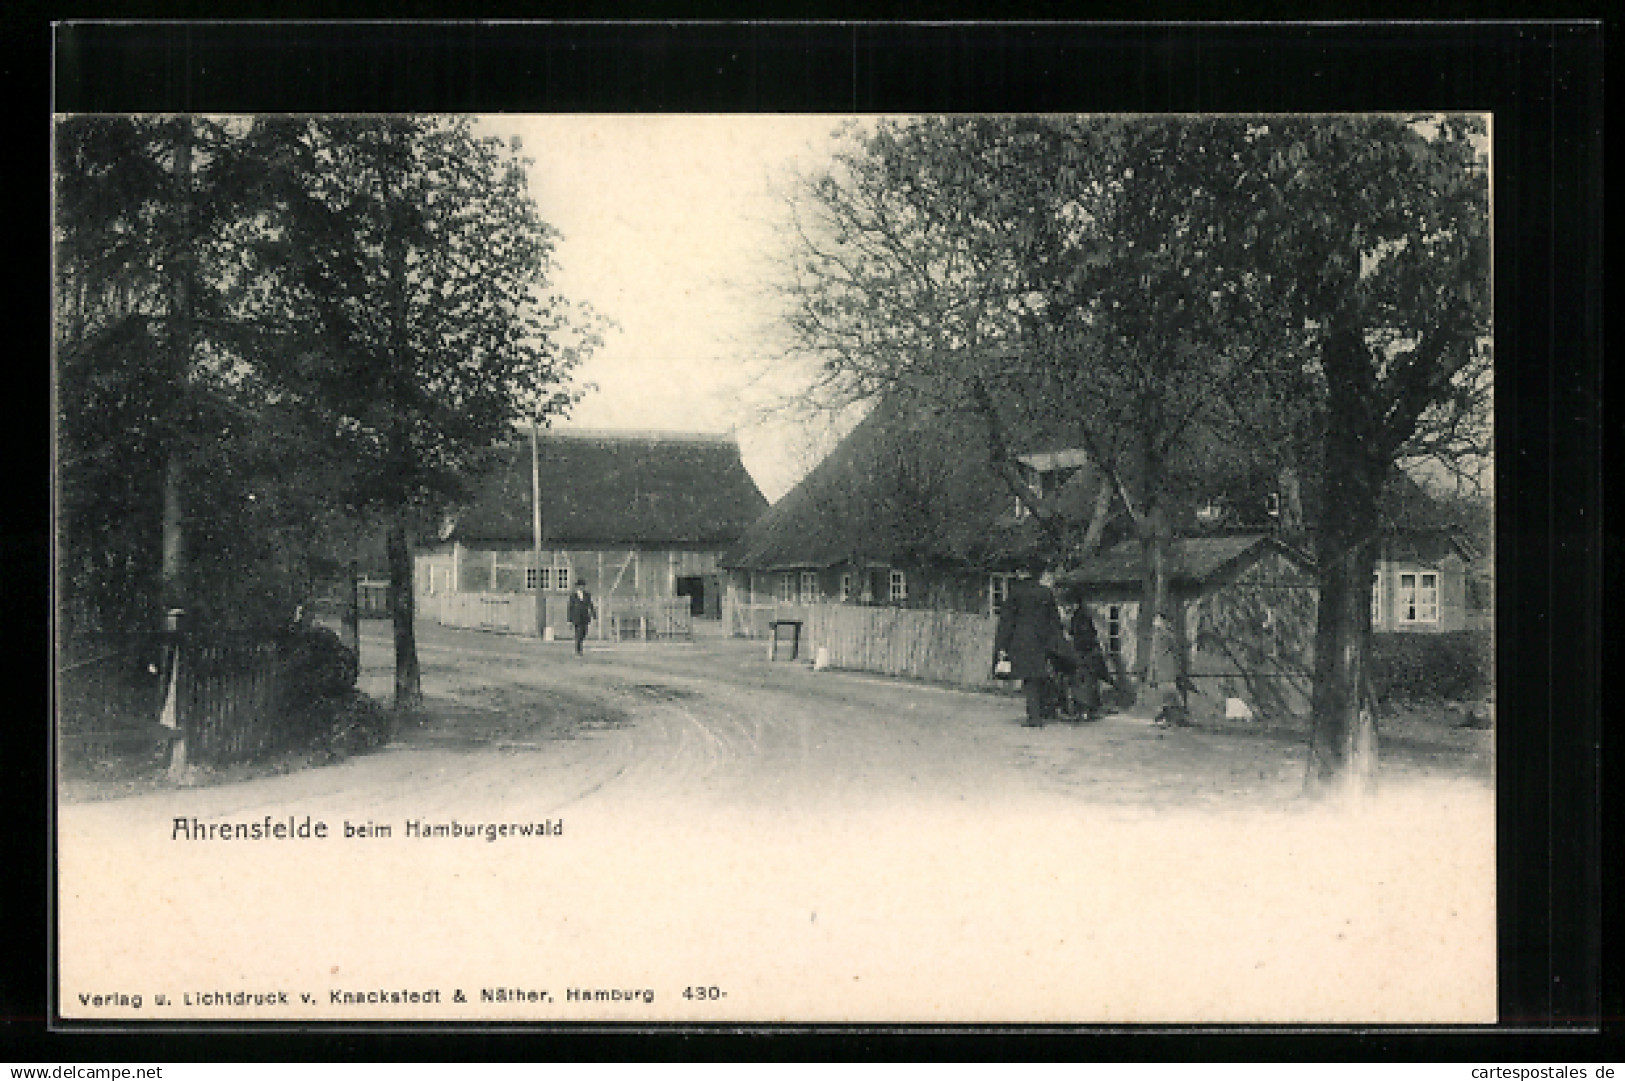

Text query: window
(800, 571), (819, 605)
(889, 569), (907, 603)
(839, 572), (853, 603)
(555, 567), (572, 591)
(1013, 470), (1041, 520)
(779, 574), (797, 604)
(989, 573), (1013, 615)
(1398, 572), (1439, 623)
(525, 567), (539, 591)
(1371, 571), (1382, 626)
(1105, 605), (1124, 660)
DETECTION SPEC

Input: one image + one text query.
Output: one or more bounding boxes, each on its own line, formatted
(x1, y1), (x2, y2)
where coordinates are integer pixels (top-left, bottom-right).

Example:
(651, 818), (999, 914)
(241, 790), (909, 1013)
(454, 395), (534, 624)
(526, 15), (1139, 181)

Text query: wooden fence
(178, 638), (320, 764)
(722, 599), (778, 640)
(603, 599), (693, 641)
(420, 591), (539, 634)
(58, 632), (325, 767)
(56, 635), (165, 748)
(795, 604), (1003, 689)
(420, 592), (692, 640)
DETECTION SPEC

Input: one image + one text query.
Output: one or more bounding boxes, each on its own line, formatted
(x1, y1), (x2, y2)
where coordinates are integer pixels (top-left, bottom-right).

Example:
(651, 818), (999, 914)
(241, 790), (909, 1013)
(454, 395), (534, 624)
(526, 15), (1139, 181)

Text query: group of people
(993, 557), (1116, 727)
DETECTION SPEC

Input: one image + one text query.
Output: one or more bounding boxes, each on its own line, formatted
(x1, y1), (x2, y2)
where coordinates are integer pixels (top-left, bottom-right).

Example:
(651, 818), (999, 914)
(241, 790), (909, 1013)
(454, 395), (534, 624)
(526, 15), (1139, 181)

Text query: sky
(476, 115), (862, 502)
(474, 115), (1493, 505)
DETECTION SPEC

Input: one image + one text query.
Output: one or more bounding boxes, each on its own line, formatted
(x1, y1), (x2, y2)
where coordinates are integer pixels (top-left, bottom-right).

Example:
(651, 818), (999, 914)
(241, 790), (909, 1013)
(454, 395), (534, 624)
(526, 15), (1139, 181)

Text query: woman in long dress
(1068, 600), (1112, 722)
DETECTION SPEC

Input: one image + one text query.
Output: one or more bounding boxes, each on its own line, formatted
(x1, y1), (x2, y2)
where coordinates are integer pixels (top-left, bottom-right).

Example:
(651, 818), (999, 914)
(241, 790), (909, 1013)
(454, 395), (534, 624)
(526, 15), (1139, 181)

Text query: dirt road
(57, 620), (1496, 1025)
(334, 619), (1487, 816)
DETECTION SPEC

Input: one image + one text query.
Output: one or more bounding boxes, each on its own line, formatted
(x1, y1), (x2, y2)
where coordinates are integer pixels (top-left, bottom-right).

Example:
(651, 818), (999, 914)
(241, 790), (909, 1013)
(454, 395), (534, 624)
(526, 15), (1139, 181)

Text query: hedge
(1369, 630), (1493, 703)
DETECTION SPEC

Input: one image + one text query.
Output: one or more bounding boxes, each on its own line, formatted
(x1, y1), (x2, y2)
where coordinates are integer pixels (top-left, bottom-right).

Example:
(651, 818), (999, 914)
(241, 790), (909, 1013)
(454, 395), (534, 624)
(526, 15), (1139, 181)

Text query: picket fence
(792, 604), (1003, 690)
(58, 633), (315, 767)
(179, 638), (316, 763)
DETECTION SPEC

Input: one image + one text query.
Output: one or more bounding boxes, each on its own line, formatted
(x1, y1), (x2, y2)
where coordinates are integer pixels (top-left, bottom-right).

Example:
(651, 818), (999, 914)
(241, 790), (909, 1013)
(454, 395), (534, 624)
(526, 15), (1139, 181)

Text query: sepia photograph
(53, 108), (1500, 1026)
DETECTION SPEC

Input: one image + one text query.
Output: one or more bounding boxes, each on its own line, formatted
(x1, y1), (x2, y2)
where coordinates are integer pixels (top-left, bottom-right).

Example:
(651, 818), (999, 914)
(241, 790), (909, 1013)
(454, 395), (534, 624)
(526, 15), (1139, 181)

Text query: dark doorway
(675, 575), (705, 616)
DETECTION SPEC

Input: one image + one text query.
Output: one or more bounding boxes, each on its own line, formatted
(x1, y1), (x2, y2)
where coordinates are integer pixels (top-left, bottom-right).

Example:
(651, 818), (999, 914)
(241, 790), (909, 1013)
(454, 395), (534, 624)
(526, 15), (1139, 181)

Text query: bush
(1370, 630), (1492, 704)
(322, 691), (393, 756)
(275, 625), (392, 756)
(279, 624), (358, 702)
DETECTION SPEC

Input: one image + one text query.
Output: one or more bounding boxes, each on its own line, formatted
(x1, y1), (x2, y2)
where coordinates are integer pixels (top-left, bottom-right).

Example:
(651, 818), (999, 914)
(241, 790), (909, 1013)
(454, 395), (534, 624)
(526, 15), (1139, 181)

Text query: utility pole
(531, 418), (545, 637)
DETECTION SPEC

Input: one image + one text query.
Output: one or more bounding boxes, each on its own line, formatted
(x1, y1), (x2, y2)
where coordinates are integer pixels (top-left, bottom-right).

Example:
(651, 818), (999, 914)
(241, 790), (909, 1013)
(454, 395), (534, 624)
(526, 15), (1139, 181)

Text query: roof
(1056, 534), (1315, 593)
(1379, 528), (1480, 564)
(723, 396), (1118, 572)
(444, 430), (767, 548)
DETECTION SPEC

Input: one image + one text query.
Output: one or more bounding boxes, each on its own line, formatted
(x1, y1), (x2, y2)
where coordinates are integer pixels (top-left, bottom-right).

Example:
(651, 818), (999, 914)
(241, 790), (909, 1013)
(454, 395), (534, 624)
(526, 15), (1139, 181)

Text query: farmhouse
(1370, 530), (1486, 633)
(415, 429), (767, 638)
(721, 397), (1120, 633)
(721, 390), (1487, 719)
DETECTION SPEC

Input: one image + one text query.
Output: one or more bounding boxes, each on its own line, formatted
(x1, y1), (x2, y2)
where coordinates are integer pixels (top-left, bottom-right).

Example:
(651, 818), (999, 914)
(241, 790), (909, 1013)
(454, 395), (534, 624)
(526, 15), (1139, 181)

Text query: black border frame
(16, 15), (1610, 1062)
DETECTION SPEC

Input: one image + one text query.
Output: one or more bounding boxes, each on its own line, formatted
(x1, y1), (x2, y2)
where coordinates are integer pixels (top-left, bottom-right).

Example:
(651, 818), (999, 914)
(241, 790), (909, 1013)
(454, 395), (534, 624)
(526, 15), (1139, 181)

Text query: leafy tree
(780, 117), (1257, 690)
(231, 118), (599, 707)
(54, 115), (270, 636)
(782, 115), (1490, 797)
(1223, 116), (1491, 796)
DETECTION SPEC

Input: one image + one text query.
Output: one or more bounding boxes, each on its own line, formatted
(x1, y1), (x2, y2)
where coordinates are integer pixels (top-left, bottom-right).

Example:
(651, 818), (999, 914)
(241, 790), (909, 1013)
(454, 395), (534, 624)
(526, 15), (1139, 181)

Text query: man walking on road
(567, 578), (596, 655)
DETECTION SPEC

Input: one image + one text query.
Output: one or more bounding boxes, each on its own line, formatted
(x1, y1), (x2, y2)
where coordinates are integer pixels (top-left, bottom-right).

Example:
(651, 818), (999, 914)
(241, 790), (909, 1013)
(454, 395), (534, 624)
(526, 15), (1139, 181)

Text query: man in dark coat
(566, 579), (596, 655)
(994, 559), (1068, 726)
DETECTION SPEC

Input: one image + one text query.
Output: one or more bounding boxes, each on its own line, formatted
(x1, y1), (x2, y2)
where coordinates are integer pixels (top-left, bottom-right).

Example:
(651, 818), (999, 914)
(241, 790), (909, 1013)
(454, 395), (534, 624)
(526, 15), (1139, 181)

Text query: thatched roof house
(722, 398), (1123, 613)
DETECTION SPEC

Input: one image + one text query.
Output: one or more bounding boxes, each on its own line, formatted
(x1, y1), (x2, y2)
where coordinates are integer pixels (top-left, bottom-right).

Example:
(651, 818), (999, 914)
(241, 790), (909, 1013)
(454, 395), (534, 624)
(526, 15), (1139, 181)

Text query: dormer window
(1012, 449), (1089, 521)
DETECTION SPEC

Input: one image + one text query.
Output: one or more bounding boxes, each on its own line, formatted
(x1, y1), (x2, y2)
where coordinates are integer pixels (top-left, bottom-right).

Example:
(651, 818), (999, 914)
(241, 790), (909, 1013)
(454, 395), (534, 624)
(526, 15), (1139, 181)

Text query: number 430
(683, 986), (725, 1000)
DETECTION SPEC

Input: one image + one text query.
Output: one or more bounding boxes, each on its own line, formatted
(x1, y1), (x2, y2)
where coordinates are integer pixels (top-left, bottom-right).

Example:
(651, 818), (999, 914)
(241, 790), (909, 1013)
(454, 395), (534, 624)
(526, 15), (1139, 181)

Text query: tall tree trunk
(161, 116), (194, 775)
(1306, 319), (1385, 799)
(1133, 417), (1174, 691)
(386, 510), (422, 710)
(160, 116), (193, 626)
(1306, 532), (1380, 798)
(160, 455), (186, 617)
(345, 559), (361, 659)
(1136, 501), (1177, 690)
(531, 419), (546, 636)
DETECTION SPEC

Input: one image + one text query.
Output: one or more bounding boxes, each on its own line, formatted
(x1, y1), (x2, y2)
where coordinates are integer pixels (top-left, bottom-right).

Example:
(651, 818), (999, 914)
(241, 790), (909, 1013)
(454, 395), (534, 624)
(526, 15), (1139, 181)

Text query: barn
(1057, 534), (1319, 721)
(415, 429), (767, 639)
